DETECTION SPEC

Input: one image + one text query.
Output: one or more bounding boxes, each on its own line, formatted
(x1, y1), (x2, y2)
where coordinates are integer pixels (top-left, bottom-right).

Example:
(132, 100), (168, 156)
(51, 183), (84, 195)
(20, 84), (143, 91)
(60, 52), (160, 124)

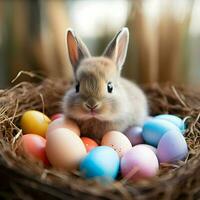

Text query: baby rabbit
(63, 27), (148, 141)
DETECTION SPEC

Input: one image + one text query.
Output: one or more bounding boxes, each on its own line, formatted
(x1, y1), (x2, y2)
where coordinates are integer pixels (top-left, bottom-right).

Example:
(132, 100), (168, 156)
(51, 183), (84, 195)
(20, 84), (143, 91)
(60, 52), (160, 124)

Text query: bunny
(63, 27), (148, 141)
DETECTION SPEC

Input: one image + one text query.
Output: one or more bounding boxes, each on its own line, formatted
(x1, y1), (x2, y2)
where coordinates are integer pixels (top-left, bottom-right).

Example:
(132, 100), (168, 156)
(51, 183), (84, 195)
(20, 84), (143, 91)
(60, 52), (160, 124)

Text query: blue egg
(80, 146), (120, 181)
(142, 119), (180, 147)
(155, 114), (185, 134)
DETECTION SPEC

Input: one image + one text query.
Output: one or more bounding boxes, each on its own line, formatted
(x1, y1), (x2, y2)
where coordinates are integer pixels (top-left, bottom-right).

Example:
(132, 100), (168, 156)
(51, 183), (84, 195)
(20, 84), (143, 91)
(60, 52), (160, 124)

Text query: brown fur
(63, 28), (148, 140)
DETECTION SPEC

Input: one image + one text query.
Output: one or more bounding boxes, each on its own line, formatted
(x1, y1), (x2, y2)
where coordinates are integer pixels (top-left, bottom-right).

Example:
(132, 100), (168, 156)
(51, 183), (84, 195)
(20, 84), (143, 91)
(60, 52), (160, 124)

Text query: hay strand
(0, 80), (200, 199)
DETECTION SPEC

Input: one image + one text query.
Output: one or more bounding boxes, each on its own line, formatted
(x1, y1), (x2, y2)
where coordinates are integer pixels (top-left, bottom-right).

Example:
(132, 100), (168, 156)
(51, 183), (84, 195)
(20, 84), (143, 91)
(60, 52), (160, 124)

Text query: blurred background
(0, 0), (200, 88)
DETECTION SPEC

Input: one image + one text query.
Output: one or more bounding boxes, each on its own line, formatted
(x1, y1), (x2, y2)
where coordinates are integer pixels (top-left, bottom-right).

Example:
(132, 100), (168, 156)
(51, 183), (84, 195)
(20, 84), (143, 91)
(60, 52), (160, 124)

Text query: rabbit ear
(66, 28), (91, 72)
(103, 27), (129, 71)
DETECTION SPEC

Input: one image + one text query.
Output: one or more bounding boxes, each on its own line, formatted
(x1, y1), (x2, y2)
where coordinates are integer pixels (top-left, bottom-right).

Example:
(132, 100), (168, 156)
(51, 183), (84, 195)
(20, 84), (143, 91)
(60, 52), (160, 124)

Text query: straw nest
(0, 78), (200, 200)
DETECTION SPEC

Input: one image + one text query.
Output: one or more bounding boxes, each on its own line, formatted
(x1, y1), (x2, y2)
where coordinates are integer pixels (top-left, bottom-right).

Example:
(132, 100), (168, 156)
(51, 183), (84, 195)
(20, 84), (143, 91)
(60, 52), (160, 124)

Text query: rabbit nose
(86, 104), (98, 110)
(85, 98), (99, 110)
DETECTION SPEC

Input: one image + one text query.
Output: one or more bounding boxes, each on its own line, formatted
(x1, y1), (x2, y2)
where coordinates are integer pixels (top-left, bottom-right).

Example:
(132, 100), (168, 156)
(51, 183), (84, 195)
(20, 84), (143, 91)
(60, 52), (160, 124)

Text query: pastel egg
(46, 117), (80, 138)
(80, 146), (120, 181)
(46, 128), (87, 170)
(50, 113), (64, 121)
(125, 126), (144, 146)
(81, 137), (98, 153)
(136, 144), (157, 155)
(101, 131), (132, 157)
(157, 129), (188, 163)
(20, 110), (51, 137)
(155, 114), (185, 134)
(121, 146), (159, 181)
(21, 134), (49, 165)
(142, 119), (180, 147)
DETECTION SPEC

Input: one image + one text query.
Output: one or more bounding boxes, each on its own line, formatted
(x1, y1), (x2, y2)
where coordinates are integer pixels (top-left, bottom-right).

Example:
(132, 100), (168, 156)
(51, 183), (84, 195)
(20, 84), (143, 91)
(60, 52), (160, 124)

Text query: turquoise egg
(155, 114), (185, 134)
(80, 146), (120, 181)
(142, 119), (180, 147)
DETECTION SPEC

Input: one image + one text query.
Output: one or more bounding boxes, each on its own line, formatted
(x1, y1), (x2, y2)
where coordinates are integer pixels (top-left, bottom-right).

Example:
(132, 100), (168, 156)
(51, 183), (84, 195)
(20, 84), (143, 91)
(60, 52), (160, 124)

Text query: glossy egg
(81, 137), (98, 152)
(101, 131), (132, 157)
(155, 114), (185, 134)
(125, 126), (144, 146)
(50, 113), (64, 121)
(21, 110), (51, 137)
(136, 144), (157, 155)
(46, 128), (87, 170)
(80, 146), (120, 181)
(21, 134), (49, 165)
(121, 145), (159, 181)
(157, 130), (188, 163)
(46, 117), (80, 138)
(142, 119), (180, 147)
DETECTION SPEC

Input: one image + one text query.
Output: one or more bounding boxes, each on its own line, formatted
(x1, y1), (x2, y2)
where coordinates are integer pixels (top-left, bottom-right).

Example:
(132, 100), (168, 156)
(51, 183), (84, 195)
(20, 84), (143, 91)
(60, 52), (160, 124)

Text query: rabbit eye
(107, 82), (113, 93)
(75, 82), (80, 93)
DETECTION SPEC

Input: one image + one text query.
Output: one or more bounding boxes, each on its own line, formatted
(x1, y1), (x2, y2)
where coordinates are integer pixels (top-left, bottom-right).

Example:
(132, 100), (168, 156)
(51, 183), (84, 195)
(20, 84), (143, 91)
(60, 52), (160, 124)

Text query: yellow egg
(20, 110), (51, 137)
(46, 128), (87, 170)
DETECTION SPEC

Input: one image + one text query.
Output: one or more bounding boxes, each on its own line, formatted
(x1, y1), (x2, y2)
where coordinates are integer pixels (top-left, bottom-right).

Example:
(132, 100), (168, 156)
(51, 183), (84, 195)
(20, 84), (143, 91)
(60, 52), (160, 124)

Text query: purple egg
(157, 130), (188, 163)
(125, 126), (144, 146)
(121, 146), (159, 181)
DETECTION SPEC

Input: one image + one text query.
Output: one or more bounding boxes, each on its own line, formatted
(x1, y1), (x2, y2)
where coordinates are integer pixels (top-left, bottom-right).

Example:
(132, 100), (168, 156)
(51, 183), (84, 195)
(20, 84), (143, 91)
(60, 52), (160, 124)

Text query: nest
(0, 79), (200, 200)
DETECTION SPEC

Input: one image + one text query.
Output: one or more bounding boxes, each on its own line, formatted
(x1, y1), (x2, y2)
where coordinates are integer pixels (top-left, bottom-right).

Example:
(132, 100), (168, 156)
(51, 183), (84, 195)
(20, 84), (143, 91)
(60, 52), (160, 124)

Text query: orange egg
(50, 113), (64, 121)
(20, 110), (51, 138)
(46, 117), (80, 138)
(81, 137), (98, 152)
(21, 134), (49, 165)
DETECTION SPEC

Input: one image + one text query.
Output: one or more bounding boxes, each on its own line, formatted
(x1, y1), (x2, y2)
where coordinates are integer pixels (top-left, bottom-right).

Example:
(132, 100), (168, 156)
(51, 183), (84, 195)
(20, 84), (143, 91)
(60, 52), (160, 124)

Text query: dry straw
(0, 78), (200, 200)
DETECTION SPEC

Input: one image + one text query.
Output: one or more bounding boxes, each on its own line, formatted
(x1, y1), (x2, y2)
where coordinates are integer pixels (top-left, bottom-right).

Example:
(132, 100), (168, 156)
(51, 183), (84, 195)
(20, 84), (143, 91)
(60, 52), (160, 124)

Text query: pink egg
(46, 117), (80, 138)
(21, 134), (49, 165)
(125, 126), (144, 145)
(121, 145), (159, 181)
(50, 113), (64, 121)
(101, 131), (132, 157)
(136, 144), (157, 155)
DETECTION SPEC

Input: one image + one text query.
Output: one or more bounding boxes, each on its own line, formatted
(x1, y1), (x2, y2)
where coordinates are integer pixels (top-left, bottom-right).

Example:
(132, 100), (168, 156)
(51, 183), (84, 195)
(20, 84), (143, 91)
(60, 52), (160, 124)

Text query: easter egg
(46, 117), (80, 138)
(21, 134), (49, 165)
(121, 145), (159, 181)
(136, 144), (157, 155)
(142, 119), (180, 147)
(81, 137), (98, 152)
(50, 113), (64, 121)
(155, 114), (185, 133)
(157, 130), (188, 163)
(20, 110), (51, 137)
(80, 146), (120, 181)
(125, 126), (144, 146)
(46, 128), (86, 170)
(101, 131), (132, 157)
